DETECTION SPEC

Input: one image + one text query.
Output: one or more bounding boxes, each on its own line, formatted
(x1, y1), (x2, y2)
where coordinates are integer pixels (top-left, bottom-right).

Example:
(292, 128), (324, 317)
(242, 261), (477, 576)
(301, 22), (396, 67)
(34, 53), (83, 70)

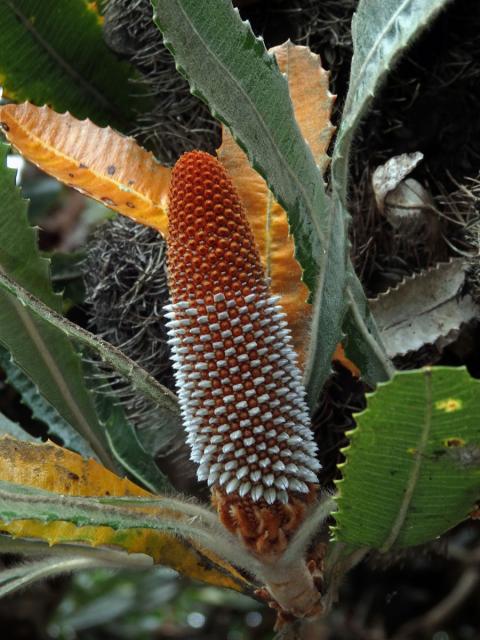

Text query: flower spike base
(166, 151), (320, 555)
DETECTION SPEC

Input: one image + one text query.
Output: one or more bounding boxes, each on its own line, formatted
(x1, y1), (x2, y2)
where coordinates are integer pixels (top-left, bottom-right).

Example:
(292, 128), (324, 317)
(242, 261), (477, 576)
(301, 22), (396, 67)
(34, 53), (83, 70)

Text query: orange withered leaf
(0, 437), (250, 593)
(273, 41), (336, 176)
(218, 42), (336, 366)
(0, 102), (170, 233)
(165, 151), (320, 554)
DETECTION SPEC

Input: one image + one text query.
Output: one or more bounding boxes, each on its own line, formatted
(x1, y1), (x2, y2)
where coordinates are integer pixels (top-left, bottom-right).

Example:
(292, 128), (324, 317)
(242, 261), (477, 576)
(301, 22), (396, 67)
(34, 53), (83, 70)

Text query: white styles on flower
(166, 151), (320, 507)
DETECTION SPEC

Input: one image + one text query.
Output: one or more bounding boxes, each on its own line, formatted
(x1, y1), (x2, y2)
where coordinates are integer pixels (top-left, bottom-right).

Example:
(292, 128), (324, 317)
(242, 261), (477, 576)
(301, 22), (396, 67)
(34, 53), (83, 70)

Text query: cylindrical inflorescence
(166, 151), (320, 554)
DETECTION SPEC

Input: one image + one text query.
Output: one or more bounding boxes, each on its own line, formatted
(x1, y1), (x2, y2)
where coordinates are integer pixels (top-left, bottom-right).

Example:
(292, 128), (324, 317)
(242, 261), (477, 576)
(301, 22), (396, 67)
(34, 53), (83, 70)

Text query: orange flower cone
(166, 151), (319, 554)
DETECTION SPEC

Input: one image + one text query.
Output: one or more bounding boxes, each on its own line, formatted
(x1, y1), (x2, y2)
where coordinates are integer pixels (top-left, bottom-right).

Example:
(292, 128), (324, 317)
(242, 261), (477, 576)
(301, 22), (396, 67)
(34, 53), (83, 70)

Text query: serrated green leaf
(0, 142), (112, 467)
(333, 0), (453, 201)
(0, 266), (182, 446)
(0, 0), (149, 127)
(329, 0), (452, 386)
(92, 385), (173, 494)
(334, 367), (480, 550)
(0, 346), (95, 458)
(152, 0), (347, 397)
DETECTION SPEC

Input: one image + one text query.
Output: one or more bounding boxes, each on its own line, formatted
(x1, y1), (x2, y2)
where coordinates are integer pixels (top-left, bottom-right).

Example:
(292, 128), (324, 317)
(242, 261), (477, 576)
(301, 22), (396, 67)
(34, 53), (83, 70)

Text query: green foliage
(0, 0), (148, 127)
(332, 0), (454, 199)
(93, 388), (174, 493)
(50, 568), (258, 640)
(0, 0), (476, 625)
(334, 367), (480, 550)
(0, 346), (96, 457)
(0, 267), (182, 439)
(152, 0), (347, 398)
(49, 251), (87, 307)
(51, 569), (180, 639)
(328, 0), (454, 387)
(341, 273), (394, 387)
(0, 143), (112, 467)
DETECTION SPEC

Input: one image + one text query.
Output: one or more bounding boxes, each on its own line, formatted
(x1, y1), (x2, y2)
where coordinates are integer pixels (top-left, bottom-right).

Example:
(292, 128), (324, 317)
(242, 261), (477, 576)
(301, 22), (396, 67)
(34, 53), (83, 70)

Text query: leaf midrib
(380, 368), (433, 551)
(6, 110), (165, 215)
(4, 0), (125, 121)
(381, 291), (463, 331)
(3, 288), (111, 468)
(173, 0), (328, 251)
(345, 0), (408, 121)
(0, 269), (180, 415)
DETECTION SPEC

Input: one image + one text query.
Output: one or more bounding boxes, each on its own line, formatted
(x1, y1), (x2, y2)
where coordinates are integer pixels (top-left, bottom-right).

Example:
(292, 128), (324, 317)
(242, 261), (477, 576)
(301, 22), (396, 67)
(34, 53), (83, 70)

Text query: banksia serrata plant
(3, 0), (479, 633)
(165, 150), (320, 554)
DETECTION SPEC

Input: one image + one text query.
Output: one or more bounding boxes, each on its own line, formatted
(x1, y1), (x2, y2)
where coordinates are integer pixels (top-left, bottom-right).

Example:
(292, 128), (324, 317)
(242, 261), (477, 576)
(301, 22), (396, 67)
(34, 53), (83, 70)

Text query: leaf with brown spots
(0, 437), (252, 594)
(218, 42), (336, 366)
(0, 102), (171, 233)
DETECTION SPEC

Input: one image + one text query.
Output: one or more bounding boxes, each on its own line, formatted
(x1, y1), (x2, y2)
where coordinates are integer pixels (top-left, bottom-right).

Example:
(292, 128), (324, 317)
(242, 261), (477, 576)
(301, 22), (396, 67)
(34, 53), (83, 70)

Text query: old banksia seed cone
(166, 151), (320, 554)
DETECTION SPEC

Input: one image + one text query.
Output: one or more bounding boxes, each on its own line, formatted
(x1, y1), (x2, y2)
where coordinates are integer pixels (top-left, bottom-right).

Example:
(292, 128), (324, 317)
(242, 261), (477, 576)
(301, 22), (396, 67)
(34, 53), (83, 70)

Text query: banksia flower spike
(165, 151), (320, 555)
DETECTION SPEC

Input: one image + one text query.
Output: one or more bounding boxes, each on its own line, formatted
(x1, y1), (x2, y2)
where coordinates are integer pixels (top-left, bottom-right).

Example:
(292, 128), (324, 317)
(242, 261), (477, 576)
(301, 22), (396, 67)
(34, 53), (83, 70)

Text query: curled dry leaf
(372, 151), (433, 231)
(0, 102), (170, 233)
(372, 151), (424, 212)
(218, 41), (336, 365)
(0, 436), (250, 593)
(370, 260), (480, 358)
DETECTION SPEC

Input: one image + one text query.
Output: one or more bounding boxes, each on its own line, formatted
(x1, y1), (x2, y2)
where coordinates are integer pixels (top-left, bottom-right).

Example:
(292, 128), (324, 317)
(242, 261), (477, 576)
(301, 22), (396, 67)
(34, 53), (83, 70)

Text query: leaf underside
(334, 367), (480, 550)
(371, 260), (479, 358)
(0, 103), (171, 232)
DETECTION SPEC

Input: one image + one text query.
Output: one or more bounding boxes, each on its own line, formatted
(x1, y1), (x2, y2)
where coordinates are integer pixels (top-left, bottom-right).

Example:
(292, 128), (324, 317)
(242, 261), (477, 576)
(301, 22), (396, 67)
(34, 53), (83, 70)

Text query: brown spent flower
(165, 151), (319, 554)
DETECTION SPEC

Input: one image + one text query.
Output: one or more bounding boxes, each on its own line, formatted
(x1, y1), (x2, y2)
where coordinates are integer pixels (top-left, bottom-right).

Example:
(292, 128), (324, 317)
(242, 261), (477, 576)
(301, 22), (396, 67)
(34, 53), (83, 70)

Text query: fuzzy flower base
(166, 151), (319, 553)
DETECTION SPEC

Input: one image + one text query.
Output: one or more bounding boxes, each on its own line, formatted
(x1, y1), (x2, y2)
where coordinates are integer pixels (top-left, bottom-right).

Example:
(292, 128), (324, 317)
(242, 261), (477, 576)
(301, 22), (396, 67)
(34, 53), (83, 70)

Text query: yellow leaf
(0, 102), (170, 233)
(0, 437), (251, 593)
(218, 42), (336, 366)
